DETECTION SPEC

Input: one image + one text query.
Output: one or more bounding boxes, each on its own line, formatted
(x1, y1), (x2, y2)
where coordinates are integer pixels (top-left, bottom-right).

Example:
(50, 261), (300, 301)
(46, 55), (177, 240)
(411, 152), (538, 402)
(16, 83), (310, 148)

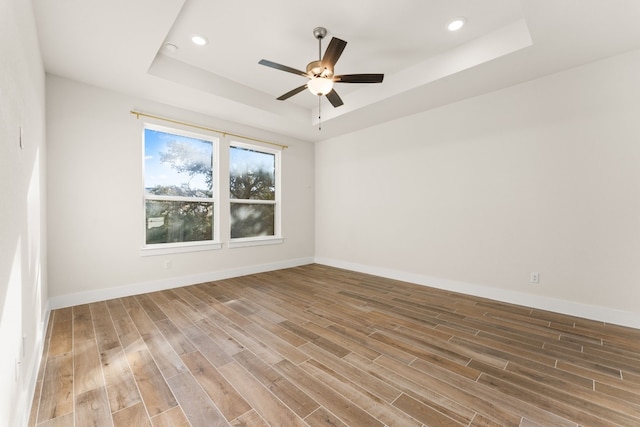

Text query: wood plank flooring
(28, 264), (640, 426)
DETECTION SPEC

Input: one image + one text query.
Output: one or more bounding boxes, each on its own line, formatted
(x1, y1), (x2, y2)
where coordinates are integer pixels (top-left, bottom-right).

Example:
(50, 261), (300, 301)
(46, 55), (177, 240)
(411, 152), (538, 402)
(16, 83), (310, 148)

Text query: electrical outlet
(164, 260), (172, 270)
(530, 272), (540, 284)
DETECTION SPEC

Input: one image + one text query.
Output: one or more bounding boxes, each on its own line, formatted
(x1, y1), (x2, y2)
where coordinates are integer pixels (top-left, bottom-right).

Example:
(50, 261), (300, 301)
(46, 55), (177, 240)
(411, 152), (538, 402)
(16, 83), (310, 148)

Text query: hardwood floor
(28, 264), (640, 426)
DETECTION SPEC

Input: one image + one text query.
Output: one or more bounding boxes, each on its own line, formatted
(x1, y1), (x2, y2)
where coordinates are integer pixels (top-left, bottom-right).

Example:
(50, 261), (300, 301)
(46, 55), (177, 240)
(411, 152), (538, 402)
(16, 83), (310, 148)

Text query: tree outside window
(144, 126), (216, 245)
(229, 143), (279, 239)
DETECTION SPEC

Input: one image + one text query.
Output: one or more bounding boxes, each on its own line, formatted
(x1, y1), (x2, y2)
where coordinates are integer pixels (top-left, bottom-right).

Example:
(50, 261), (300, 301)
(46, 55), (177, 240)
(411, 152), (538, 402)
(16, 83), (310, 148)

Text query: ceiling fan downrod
(313, 27), (327, 61)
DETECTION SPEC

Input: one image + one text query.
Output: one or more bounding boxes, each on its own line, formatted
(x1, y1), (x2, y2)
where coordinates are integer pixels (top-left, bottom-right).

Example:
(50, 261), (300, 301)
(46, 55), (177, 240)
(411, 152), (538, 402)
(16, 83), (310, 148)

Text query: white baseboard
(49, 257), (314, 309)
(18, 303), (51, 427)
(46, 255), (640, 328)
(314, 257), (640, 329)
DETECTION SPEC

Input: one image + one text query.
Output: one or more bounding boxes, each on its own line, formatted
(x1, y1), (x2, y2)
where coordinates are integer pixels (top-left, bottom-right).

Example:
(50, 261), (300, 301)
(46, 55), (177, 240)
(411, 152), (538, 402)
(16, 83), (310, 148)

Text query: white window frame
(140, 123), (221, 256)
(228, 140), (283, 248)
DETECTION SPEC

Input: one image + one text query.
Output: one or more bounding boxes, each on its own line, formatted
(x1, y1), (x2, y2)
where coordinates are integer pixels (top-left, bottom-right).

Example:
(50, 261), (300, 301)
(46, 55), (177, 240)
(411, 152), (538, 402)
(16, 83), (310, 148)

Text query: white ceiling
(32, 0), (640, 142)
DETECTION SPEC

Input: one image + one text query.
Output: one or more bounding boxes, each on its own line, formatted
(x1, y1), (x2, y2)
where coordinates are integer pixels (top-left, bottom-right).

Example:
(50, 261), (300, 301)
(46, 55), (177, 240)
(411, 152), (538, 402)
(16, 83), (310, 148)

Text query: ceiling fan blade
(277, 84), (308, 101)
(325, 89), (344, 108)
(259, 59), (308, 77)
(335, 74), (384, 83)
(321, 37), (347, 69)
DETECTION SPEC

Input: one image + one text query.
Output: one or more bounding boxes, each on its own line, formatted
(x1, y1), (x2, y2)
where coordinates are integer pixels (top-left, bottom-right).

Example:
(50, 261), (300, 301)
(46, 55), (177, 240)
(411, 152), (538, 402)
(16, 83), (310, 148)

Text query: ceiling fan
(259, 27), (384, 108)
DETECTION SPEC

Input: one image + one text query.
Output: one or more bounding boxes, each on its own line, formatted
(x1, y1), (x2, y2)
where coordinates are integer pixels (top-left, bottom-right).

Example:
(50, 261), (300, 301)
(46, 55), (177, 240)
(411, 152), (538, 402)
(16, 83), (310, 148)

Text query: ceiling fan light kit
(307, 77), (334, 96)
(258, 26), (384, 109)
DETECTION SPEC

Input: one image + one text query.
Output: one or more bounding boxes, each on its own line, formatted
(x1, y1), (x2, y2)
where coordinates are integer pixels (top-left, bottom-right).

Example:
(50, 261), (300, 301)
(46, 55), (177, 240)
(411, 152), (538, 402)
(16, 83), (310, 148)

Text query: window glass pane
(146, 200), (213, 244)
(230, 203), (274, 238)
(229, 146), (275, 200)
(145, 128), (213, 198)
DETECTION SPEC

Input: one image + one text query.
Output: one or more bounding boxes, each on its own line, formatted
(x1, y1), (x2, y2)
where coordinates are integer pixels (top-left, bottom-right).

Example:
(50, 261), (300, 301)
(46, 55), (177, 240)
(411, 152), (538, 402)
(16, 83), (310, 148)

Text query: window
(143, 125), (218, 249)
(229, 142), (280, 241)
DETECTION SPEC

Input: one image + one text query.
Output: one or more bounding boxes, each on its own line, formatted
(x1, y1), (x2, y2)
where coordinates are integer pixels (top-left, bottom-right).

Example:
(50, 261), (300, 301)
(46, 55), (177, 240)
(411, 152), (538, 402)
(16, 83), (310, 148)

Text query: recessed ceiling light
(164, 42), (178, 52)
(191, 35), (208, 46)
(448, 18), (466, 32)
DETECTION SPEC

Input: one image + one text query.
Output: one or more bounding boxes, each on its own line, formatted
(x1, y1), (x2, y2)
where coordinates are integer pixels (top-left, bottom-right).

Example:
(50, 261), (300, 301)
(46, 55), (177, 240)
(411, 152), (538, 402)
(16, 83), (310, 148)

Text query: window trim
(229, 140), (282, 243)
(141, 123), (221, 253)
(228, 236), (284, 249)
(140, 241), (223, 256)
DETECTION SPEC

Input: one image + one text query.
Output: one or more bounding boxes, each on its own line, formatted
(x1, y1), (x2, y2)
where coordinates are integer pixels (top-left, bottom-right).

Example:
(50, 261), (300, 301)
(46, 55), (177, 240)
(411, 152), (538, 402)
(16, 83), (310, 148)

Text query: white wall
(0, 0), (48, 425)
(316, 49), (640, 328)
(46, 75), (315, 306)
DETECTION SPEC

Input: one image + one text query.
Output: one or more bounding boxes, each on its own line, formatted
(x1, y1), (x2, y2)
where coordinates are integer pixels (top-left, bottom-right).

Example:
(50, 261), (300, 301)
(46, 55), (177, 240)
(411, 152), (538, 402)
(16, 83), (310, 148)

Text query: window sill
(228, 236), (284, 249)
(140, 241), (222, 256)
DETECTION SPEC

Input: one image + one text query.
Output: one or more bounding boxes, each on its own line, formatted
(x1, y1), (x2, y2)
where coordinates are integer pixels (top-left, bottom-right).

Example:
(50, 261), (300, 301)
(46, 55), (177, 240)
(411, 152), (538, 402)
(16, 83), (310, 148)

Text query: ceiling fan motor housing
(306, 60), (333, 78)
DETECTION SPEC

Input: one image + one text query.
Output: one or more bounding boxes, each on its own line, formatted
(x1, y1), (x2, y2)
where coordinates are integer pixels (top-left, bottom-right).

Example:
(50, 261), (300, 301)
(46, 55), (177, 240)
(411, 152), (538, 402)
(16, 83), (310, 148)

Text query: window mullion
(145, 194), (214, 203)
(229, 199), (275, 205)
